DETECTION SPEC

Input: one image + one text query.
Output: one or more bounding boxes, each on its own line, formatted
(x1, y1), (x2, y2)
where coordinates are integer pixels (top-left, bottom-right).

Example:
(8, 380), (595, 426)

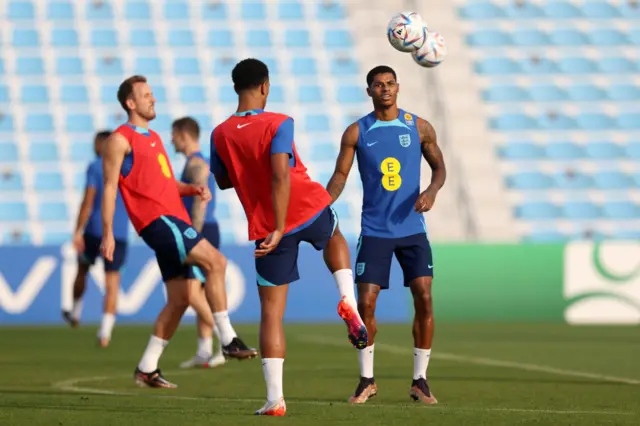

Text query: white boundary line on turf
(301, 336), (640, 386)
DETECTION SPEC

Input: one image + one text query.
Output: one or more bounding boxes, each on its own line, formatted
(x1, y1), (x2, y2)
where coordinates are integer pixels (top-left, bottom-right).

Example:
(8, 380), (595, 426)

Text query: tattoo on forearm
(327, 174), (346, 202)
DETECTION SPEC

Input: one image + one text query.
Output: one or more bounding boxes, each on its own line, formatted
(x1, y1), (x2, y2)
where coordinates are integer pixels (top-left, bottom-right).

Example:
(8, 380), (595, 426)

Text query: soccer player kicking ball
(101, 75), (257, 389)
(327, 66), (446, 405)
(210, 58), (368, 416)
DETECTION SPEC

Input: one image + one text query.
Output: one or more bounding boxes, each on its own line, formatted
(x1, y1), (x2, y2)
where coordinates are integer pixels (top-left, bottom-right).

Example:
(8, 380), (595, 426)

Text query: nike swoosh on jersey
(237, 123), (252, 129)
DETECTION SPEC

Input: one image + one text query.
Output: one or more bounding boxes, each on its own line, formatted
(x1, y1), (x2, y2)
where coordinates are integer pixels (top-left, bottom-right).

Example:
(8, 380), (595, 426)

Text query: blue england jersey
(180, 151), (217, 224)
(355, 110), (426, 238)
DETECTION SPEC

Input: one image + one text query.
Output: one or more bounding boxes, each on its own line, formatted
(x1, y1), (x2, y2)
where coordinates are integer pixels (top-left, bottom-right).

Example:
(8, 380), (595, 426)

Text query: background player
(63, 130), (130, 348)
(101, 75), (256, 389)
(171, 117), (227, 369)
(210, 58), (367, 416)
(326, 65), (446, 405)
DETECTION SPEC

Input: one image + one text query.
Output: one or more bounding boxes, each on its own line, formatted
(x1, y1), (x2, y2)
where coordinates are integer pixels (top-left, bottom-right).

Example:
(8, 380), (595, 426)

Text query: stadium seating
(460, 0), (640, 241)
(0, 0), (366, 245)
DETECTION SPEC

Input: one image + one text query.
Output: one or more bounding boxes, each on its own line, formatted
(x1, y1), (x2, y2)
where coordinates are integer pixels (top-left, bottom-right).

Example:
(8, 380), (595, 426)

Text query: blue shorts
(186, 222), (220, 284)
(355, 233), (433, 289)
(79, 233), (127, 272)
(255, 206), (337, 286)
(139, 215), (204, 282)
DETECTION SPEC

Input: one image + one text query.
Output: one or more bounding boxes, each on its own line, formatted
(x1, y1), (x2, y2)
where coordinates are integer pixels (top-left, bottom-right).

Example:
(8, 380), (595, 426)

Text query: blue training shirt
(84, 157), (129, 242)
(180, 151), (217, 224)
(355, 109), (426, 239)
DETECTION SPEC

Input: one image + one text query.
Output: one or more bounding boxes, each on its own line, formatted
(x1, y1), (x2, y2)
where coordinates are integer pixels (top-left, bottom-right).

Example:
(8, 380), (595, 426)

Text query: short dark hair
(172, 117), (200, 139)
(94, 130), (111, 141)
(117, 75), (147, 113)
(232, 58), (269, 93)
(366, 66), (397, 87)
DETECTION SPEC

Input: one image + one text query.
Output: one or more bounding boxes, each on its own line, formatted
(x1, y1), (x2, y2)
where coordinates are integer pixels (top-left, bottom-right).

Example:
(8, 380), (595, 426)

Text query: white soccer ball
(411, 31), (448, 68)
(387, 12), (428, 53)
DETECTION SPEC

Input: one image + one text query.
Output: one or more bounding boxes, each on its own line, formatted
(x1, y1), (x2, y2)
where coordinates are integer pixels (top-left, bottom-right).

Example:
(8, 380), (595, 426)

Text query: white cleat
(179, 352), (227, 369)
(255, 397), (286, 416)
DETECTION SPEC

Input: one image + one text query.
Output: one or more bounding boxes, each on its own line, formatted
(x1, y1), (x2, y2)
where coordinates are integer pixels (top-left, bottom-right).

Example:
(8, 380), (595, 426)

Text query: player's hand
(100, 233), (115, 262)
(195, 185), (212, 203)
(72, 231), (85, 253)
(415, 188), (437, 213)
(254, 229), (284, 258)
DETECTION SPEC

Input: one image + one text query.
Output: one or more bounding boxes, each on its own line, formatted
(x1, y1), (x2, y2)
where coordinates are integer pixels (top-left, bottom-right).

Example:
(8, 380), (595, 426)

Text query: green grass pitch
(0, 323), (639, 425)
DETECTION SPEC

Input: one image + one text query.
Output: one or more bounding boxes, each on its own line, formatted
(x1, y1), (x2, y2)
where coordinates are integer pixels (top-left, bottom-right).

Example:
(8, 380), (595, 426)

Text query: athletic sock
(413, 348), (432, 380)
(358, 344), (375, 378)
(333, 269), (357, 306)
(137, 335), (169, 373)
(197, 337), (213, 359)
(71, 299), (83, 321)
(98, 313), (116, 340)
(262, 358), (284, 402)
(212, 311), (237, 346)
(213, 325), (223, 352)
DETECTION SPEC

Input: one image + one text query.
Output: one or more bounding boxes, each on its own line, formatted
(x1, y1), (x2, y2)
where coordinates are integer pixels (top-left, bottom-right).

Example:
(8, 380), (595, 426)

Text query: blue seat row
(476, 57), (639, 75)
(515, 200), (640, 220)
(467, 28), (640, 47)
(459, 1), (640, 20)
(506, 171), (640, 190)
(483, 84), (640, 102)
(7, 1), (346, 21)
(524, 228), (640, 242)
(498, 142), (640, 160)
(490, 112), (640, 131)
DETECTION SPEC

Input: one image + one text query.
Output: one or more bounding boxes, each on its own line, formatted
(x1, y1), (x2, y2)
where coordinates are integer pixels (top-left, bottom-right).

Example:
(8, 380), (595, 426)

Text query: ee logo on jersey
(157, 153), (172, 178)
(380, 157), (402, 191)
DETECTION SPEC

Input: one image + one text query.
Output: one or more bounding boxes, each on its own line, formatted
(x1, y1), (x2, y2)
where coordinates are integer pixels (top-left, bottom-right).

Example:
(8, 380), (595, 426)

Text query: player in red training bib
(210, 59), (368, 416)
(100, 75), (257, 389)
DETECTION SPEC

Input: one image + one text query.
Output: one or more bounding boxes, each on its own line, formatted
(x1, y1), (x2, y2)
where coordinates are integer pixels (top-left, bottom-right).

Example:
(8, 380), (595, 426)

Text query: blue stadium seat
(491, 113), (536, 130)
(515, 202), (560, 219)
(3, 230), (33, 245)
(130, 29), (156, 47)
(0, 144), (18, 162)
(70, 142), (95, 162)
(298, 86), (322, 103)
(0, 202), (28, 221)
(0, 85), (7, 103)
(558, 57), (595, 74)
(538, 113), (576, 130)
(589, 29), (627, 46)
(66, 114), (94, 133)
(34, 171), (63, 191)
(529, 84), (566, 101)
(175, 57), (200, 75)
(553, 172), (593, 189)
(219, 86), (236, 103)
(467, 30), (511, 46)
(164, 1), (189, 20)
(241, 1), (266, 20)
(8, 1), (35, 19)
(100, 85), (118, 103)
(549, 29), (586, 46)
(192, 114), (212, 130)
(91, 29), (118, 47)
(602, 201), (638, 219)
(511, 29), (549, 46)
(611, 229), (640, 239)
(279, 1), (303, 19)
(201, 2), (228, 19)
(291, 57), (317, 75)
(476, 58), (520, 74)
(25, 114), (54, 132)
(207, 30), (233, 47)
(43, 232), (71, 245)
(525, 230), (566, 243)
(498, 142), (543, 160)
(576, 113), (614, 130)
(545, 142), (584, 159)
(310, 143), (337, 162)
(260, 57), (278, 75)
(305, 114), (330, 132)
(95, 57), (123, 76)
(134, 57), (162, 75)
(542, 2), (580, 18)
(86, 2), (113, 20)
(47, 2), (74, 20)
(624, 143), (640, 160)
(593, 171), (632, 189)
(29, 142), (59, 162)
(504, 2), (543, 18)
(216, 203), (232, 220)
(286, 30), (310, 47)
(12, 29), (39, 47)
(506, 171), (553, 189)
(585, 142), (623, 159)
(38, 202), (68, 221)
(180, 86), (206, 103)
(0, 115), (14, 132)
(126, 1), (151, 19)
(630, 29), (640, 45)
(169, 30), (194, 47)
(0, 59), (4, 75)
(0, 172), (22, 191)
(483, 85), (528, 102)
(269, 86), (284, 103)
(520, 58), (558, 74)
(567, 84), (605, 101)
(617, 113), (640, 130)
(246, 30), (272, 48)
(330, 57), (358, 74)
(562, 201), (600, 219)
(72, 171), (85, 190)
(17, 57), (44, 75)
(607, 84), (640, 101)
(153, 114), (172, 133)
(21, 85), (48, 103)
(56, 56), (83, 75)
(337, 85), (366, 103)
(325, 29), (352, 49)
(51, 28), (79, 47)
(582, 2), (619, 18)
(316, 2), (346, 20)
(598, 57), (636, 73)
(152, 86), (167, 102)
(459, 2), (504, 19)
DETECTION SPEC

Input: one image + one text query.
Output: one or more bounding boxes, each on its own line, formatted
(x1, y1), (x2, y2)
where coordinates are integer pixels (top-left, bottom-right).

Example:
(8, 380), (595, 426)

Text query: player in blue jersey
(170, 117), (233, 369)
(326, 66), (446, 405)
(63, 130), (131, 348)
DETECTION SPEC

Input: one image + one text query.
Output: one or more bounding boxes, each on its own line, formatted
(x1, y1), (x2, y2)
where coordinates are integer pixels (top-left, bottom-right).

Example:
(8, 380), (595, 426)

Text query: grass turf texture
(0, 323), (639, 425)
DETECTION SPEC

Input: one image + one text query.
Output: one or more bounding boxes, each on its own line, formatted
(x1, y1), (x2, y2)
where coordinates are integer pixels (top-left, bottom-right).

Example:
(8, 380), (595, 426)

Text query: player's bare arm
(72, 184), (97, 252)
(255, 153), (290, 258)
(101, 133), (130, 261)
(183, 156), (209, 232)
(326, 122), (359, 203)
(415, 118), (446, 213)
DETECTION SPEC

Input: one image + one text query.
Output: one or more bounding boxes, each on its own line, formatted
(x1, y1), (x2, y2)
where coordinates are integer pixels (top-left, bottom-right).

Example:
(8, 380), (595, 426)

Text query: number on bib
(157, 153), (172, 178)
(380, 157), (402, 191)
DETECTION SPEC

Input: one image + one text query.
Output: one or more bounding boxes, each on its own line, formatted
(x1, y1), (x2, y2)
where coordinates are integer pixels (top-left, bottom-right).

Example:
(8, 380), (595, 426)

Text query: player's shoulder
(400, 109), (421, 128)
(88, 157), (102, 171)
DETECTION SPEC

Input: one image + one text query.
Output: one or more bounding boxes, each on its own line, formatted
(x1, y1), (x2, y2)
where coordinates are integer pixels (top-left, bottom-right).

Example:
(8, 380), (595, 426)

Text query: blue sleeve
(85, 163), (100, 189)
(209, 130), (228, 177)
(270, 118), (294, 158)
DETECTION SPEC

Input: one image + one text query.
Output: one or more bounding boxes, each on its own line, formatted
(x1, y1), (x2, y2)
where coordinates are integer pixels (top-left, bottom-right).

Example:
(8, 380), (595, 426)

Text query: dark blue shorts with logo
(355, 233), (433, 290)
(79, 233), (128, 272)
(186, 221), (220, 284)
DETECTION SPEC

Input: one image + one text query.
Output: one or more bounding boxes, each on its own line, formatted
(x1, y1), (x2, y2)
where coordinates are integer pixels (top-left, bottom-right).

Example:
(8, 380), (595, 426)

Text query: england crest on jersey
(399, 134), (411, 147)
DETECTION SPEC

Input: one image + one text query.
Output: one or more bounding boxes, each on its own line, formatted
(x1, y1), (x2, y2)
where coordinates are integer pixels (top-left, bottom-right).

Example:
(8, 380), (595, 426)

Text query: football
(386, 12), (428, 52)
(411, 31), (448, 68)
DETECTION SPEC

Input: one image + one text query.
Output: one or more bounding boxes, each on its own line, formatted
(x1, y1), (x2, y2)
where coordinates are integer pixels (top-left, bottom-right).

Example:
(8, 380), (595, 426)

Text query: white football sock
(413, 348), (432, 380)
(262, 358), (284, 402)
(137, 335), (168, 373)
(213, 324), (223, 352)
(212, 311), (237, 346)
(98, 313), (115, 339)
(333, 269), (357, 305)
(358, 344), (375, 378)
(197, 337), (213, 359)
(71, 299), (83, 320)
